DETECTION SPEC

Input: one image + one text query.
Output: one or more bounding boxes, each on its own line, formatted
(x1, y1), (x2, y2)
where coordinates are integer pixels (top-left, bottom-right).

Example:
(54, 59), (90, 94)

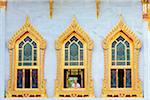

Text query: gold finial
(50, 0), (53, 19)
(25, 16), (30, 25)
(96, 0), (100, 19)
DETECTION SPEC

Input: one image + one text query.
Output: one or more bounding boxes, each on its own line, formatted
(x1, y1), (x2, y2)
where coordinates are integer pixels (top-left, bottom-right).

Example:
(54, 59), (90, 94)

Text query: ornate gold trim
(54, 17), (95, 98)
(96, 0), (100, 19)
(101, 16), (143, 98)
(6, 16), (47, 98)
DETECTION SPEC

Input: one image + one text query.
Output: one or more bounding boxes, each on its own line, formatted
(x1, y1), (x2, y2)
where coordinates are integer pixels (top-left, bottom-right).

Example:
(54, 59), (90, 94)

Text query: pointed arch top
(102, 16), (142, 50)
(8, 16), (46, 50)
(55, 17), (93, 50)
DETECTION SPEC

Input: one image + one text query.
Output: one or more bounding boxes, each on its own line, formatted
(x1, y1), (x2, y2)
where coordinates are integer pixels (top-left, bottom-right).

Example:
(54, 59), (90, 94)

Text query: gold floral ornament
(6, 16), (47, 98)
(54, 17), (95, 98)
(142, 0), (150, 30)
(101, 16), (143, 98)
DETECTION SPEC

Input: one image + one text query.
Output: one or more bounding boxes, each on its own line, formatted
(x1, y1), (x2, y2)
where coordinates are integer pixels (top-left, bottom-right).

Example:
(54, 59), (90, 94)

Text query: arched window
(111, 36), (131, 88)
(101, 17), (143, 98)
(112, 36), (130, 66)
(64, 36), (84, 89)
(55, 18), (94, 97)
(6, 17), (47, 98)
(17, 36), (38, 89)
(65, 36), (83, 66)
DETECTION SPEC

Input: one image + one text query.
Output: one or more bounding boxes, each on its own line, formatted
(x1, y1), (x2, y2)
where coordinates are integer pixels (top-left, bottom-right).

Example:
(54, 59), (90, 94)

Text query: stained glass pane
(80, 62), (83, 65)
(117, 42), (125, 60)
(32, 41), (37, 48)
(70, 43), (78, 61)
(118, 69), (124, 88)
(117, 62), (125, 65)
(127, 49), (130, 60)
(19, 50), (22, 61)
(112, 49), (115, 60)
(34, 50), (37, 61)
(116, 36), (125, 42)
(19, 41), (24, 48)
(70, 36), (78, 42)
(32, 69), (38, 88)
(111, 69), (116, 88)
(126, 69), (131, 88)
(127, 62), (130, 65)
(65, 41), (70, 48)
(65, 50), (68, 61)
(17, 69), (23, 88)
(112, 41), (117, 48)
(24, 43), (32, 61)
(78, 41), (83, 48)
(125, 41), (130, 48)
(112, 62), (115, 65)
(70, 62), (78, 66)
(23, 62), (32, 66)
(24, 36), (32, 42)
(25, 69), (30, 88)
(80, 50), (83, 60)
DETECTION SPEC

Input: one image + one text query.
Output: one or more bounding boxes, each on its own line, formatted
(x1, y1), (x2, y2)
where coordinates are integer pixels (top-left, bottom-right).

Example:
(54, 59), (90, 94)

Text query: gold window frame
(101, 16), (143, 98)
(6, 17), (47, 98)
(54, 17), (95, 98)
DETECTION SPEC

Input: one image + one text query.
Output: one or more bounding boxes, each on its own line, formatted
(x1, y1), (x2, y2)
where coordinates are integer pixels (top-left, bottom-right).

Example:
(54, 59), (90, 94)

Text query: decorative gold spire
(50, 0), (53, 18)
(96, 0), (100, 19)
(0, 0), (7, 8)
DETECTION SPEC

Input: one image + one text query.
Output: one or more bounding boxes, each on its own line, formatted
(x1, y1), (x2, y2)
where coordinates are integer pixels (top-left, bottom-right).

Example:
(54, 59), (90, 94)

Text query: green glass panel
(34, 50), (37, 61)
(78, 41), (83, 48)
(65, 50), (68, 61)
(23, 62), (32, 66)
(19, 50), (22, 61)
(117, 42), (125, 60)
(24, 43), (32, 61)
(127, 49), (130, 60)
(80, 50), (83, 60)
(112, 49), (115, 60)
(70, 43), (78, 61)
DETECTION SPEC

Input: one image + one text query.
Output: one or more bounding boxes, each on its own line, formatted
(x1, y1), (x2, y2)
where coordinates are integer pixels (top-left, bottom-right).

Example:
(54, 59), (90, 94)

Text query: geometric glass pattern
(17, 69), (23, 88)
(18, 36), (37, 66)
(65, 36), (83, 66)
(111, 36), (130, 66)
(17, 36), (38, 89)
(32, 69), (38, 88)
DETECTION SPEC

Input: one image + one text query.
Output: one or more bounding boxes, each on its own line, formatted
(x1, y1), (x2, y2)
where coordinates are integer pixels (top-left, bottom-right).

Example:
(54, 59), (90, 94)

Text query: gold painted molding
(101, 16), (143, 98)
(6, 16), (47, 98)
(0, 0), (7, 8)
(54, 17), (95, 98)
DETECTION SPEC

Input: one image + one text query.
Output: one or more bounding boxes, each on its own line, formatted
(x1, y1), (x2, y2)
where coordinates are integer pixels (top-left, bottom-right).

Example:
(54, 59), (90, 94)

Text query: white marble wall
(0, 0), (149, 99)
(0, 8), (5, 98)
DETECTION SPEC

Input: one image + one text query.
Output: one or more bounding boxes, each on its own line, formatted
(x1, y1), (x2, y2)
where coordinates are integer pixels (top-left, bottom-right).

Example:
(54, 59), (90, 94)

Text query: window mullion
(30, 69), (32, 88)
(124, 69), (126, 88)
